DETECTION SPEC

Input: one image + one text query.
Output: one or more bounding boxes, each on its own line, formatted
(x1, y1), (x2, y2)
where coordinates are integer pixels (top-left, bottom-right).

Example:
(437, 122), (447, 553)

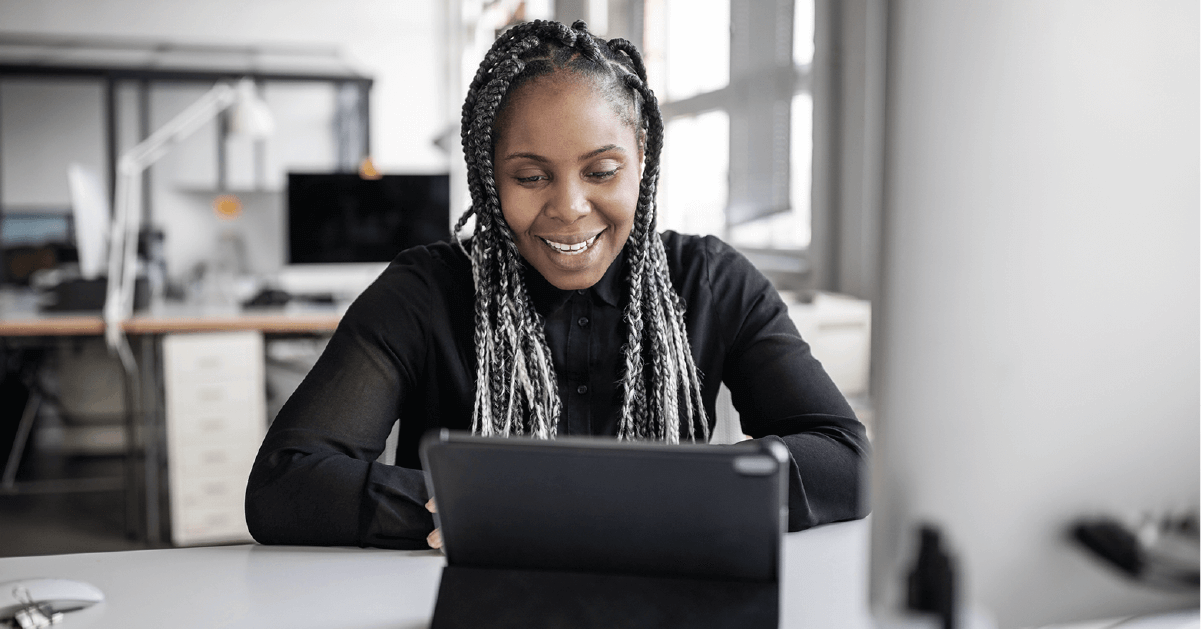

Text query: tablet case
(420, 430), (789, 628)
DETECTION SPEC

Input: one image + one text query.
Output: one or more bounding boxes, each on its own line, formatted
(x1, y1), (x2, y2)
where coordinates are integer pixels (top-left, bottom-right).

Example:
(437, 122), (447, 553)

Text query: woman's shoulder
(346, 239), (473, 318)
(658, 230), (754, 278)
(389, 238), (471, 275)
(372, 239), (473, 291)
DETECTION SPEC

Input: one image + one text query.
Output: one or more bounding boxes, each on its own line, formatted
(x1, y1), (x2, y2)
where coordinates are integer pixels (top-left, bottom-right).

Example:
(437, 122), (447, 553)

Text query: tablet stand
(430, 564), (779, 629)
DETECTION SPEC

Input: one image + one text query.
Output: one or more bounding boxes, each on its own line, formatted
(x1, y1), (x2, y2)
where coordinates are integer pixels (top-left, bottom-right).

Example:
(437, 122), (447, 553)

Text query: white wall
(870, 1), (1199, 627)
(0, 80), (108, 208)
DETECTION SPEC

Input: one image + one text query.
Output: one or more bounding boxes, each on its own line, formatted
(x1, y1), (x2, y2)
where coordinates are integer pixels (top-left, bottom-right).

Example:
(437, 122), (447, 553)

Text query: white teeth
(542, 233), (599, 255)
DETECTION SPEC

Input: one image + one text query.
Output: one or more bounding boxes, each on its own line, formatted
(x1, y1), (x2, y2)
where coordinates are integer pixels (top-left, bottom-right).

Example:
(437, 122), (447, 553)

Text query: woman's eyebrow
(502, 145), (625, 163)
(579, 144), (623, 161)
(503, 151), (549, 163)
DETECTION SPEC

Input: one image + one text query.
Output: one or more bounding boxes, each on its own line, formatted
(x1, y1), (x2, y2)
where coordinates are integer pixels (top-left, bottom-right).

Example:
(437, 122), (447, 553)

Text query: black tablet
(419, 430), (789, 582)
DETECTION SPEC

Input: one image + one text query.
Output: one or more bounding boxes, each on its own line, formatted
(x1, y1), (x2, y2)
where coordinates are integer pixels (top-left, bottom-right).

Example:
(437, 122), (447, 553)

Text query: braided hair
(455, 19), (709, 444)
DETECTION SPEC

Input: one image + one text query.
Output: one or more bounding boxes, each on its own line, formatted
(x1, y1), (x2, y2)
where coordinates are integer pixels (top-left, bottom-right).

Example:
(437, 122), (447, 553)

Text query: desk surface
(0, 519), (874, 629)
(0, 290), (343, 336)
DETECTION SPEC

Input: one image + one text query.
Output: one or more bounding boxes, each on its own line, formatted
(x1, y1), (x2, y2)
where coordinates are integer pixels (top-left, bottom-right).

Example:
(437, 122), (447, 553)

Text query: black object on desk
(420, 431), (788, 629)
(241, 288), (335, 310)
(38, 276), (148, 312)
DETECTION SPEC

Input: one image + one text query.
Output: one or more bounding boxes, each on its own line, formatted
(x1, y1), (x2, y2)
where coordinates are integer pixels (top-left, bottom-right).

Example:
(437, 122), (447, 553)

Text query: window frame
(648, 0), (820, 292)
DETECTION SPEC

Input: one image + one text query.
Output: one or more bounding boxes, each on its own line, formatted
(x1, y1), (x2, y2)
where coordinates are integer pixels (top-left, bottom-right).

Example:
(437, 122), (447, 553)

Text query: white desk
(0, 519), (874, 629)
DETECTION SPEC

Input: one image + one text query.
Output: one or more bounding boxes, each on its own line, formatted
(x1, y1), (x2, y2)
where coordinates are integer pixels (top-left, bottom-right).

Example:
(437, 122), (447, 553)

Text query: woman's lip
(537, 230), (604, 246)
(539, 230), (603, 255)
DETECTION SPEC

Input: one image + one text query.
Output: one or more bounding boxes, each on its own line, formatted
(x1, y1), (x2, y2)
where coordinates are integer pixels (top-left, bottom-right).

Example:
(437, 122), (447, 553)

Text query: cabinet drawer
(174, 443), (257, 479)
(169, 411), (260, 445)
(174, 505), (252, 546)
(175, 475), (248, 510)
(166, 379), (261, 418)
(163, 331), (263, 385)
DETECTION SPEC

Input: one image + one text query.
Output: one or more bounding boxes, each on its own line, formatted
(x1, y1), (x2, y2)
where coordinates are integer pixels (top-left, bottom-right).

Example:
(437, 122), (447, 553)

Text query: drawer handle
(197, 388), (224, 402)
(198, 418), (225, 432)
(198, 357), (223, 370)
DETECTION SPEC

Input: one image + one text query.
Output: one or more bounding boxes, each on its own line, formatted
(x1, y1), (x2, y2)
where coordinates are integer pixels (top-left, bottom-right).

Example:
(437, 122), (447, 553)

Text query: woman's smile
(539, 230), (602, 255)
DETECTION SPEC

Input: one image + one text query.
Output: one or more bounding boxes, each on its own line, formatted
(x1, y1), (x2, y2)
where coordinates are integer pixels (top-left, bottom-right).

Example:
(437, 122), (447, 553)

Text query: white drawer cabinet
(163, 331), (266, 546)
(786, 293), (872, 398)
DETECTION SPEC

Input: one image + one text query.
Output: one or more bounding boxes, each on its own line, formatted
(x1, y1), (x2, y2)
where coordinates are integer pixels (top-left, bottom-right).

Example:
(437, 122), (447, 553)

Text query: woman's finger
(427, 527), (442, 549)
(426, 498), (437, 513)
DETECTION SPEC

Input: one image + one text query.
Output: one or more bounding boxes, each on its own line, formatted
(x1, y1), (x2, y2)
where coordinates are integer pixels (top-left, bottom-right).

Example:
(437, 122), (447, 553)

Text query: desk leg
(2, 390), (40, 490)
(140, 336), (162, 546)
(122, 345), (140, 541)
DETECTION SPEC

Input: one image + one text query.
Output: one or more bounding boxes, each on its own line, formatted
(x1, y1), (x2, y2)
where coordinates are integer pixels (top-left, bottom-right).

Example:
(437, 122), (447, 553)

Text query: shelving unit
(0, 35), (374, 284)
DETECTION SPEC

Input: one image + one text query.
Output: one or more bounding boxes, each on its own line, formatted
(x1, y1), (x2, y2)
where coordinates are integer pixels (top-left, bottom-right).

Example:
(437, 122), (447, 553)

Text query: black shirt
(246, 232), (869, 549)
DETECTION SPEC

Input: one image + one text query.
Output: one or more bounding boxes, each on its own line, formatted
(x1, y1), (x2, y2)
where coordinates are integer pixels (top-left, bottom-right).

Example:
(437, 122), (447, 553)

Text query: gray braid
(457, 19), (709, 443)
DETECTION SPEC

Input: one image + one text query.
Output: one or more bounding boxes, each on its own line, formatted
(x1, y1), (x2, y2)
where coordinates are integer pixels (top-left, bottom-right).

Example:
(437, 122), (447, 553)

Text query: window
(450, 0), (820, 286)
(645, 0), (815, 281)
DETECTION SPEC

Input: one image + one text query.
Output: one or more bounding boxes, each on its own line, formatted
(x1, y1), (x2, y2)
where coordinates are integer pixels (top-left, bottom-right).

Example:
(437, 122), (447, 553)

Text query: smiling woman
(245, 19), (869, 551)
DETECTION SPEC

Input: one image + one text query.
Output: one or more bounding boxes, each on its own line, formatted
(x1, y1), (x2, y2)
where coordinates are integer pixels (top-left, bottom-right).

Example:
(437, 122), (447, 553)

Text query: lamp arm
(103, 82), (239, 353)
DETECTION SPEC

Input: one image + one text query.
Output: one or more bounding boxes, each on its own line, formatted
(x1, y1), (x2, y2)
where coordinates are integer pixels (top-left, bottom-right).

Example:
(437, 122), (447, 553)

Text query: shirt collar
(523, 247), (625, 316)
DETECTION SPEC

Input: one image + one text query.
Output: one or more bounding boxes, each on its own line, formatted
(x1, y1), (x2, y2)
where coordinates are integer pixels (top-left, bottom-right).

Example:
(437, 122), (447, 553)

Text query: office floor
(0, 453), (146, 558)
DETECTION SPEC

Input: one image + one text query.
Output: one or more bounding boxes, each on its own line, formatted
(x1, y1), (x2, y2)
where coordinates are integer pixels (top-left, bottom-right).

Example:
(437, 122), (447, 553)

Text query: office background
(0, 0), (1196, 625)
(0, 0), (884, 549)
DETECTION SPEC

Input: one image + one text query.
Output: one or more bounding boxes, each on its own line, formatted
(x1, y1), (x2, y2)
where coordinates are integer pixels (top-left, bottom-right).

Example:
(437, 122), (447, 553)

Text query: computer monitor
(868, 2), (1198, 628)
(281, 172), (450, 298)
(287, 172), (450, 265)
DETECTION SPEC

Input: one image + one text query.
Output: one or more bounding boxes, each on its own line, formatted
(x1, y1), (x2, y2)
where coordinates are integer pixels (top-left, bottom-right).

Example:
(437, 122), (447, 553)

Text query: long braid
(608, 37), (709, 443)
(458, 20), (709, 442)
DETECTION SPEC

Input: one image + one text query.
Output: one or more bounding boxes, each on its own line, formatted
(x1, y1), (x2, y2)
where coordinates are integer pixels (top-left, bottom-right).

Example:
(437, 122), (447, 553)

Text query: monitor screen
(287, 172), (450, 265)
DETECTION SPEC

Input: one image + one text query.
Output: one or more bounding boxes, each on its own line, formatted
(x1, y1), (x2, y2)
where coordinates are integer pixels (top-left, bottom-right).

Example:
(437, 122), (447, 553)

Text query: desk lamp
(102, 78), (273, 366)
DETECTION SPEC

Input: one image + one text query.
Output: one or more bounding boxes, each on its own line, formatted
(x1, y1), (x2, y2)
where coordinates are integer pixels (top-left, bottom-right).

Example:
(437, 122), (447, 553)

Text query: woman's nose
(545, 178), (590, 222)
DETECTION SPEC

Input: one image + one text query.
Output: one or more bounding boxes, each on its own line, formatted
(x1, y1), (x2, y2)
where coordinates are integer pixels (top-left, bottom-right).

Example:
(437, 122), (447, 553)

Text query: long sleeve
(667, 234), (871, 531)
(245, 244), (476, 549)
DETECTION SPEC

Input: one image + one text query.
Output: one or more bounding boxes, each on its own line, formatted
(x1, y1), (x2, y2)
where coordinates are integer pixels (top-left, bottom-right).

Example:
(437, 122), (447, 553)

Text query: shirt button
(577, 385), (589, 395)
(577, 289), (587, 295)
(577, 317), (589, 327)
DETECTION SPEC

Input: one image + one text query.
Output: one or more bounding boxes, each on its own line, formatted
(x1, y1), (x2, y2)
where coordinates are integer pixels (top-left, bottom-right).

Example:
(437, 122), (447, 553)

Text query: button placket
(564, 291), (594, 434)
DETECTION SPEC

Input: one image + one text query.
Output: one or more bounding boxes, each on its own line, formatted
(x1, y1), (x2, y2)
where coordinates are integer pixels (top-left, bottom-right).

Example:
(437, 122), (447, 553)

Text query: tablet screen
(420, 431), (788, 582)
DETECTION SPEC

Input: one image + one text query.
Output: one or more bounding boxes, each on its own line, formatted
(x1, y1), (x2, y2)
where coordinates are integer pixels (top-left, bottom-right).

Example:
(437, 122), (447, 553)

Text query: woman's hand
(426, 498), (442, 549)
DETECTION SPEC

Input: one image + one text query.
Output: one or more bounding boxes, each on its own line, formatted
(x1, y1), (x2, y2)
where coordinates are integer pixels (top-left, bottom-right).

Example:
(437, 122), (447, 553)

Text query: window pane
(663, 0), (730, 101)
(728, 92), (812, 249)
(794, 0), (815, 65)
(659, 110), (730, 237)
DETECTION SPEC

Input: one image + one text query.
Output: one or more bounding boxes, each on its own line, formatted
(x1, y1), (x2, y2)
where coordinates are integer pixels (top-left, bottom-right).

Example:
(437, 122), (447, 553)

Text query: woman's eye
(515, 174), (547, 184)
(588, 169), (619, 180)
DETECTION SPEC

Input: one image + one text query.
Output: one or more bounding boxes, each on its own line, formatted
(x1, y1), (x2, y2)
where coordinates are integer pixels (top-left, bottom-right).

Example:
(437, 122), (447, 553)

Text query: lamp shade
(229, 78), (274, 138)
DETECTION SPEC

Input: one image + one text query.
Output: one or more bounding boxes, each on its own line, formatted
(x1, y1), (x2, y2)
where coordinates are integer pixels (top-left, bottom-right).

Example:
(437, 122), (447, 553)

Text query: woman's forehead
(497, 72), (637, 141)
(496, 77), (638, 154)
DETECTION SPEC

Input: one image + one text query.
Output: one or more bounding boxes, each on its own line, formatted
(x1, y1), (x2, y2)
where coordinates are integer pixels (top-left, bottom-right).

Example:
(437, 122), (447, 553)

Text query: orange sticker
(359, 156), (382, 180)
(214, 194), (243, 219)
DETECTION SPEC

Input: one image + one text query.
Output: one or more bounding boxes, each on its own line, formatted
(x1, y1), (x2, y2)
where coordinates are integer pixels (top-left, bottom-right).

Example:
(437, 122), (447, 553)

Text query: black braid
(456, 19), (708, 443)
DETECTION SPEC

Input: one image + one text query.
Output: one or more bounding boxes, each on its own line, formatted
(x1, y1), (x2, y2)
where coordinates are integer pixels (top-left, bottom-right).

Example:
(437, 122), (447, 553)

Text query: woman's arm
(706, 238), (871, 531)
(244, 252), (449, 549)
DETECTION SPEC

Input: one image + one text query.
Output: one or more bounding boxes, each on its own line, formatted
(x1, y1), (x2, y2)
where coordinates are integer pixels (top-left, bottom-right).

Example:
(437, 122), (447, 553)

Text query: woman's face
(494, 75), (642, 291)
